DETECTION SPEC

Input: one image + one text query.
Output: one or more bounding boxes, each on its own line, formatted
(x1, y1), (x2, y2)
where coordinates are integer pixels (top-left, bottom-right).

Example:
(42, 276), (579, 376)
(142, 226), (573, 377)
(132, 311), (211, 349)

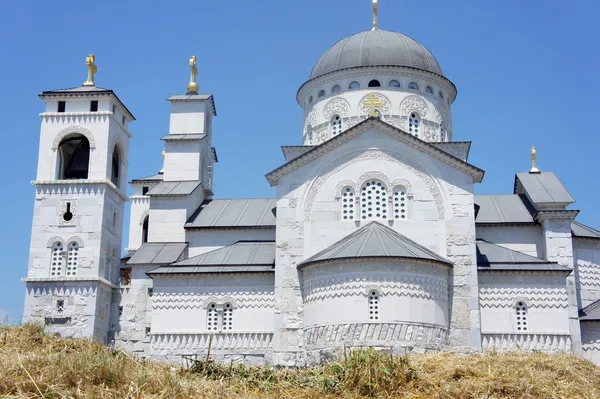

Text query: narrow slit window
(66, 241), (79, 276)
(57, 101), (66, 113)
(223, 303), (233, 331)
(341, 186), (355, 220)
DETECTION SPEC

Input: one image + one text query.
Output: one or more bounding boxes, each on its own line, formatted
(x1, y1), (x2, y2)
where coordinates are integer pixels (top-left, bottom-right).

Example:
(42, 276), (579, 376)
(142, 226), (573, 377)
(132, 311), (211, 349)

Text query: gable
(266, 118), (484, 186)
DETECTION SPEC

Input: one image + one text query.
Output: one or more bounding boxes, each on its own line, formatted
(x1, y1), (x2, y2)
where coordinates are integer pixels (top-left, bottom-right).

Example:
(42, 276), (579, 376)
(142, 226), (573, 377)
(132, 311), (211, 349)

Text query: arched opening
(318, 90), (326, 98)
(57, 135), (90, 179)
(142, 216), (149, 244)
(408, 82), (419, 90)
(348, 81), (360, 90)
(426, 86), (434, 95)
(331, 84), (341, 94)
(368, 79), (381, 88)
(388, 80), (401, 88)
(331, 114), (343, 136)
(111, 145), (120, 187)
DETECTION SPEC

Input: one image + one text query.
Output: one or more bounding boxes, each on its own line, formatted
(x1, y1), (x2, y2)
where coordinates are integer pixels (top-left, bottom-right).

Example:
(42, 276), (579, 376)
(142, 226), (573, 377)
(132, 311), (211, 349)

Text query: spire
(530, 146), (540, 173)
(83, 54), (97, 86)
(187, 55), (199, 94)
(372, 0), (379, 31)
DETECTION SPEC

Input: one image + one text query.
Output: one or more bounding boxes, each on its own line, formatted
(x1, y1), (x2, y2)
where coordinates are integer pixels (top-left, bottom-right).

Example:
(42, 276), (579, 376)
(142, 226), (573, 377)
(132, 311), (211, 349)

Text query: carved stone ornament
(424, 125), (438, 142)
(433, 108), (443, 124)
(323, 98), (350, 120)
(305, 110), (317, 129)
(52, 125), (96, 150)
(400, 96), (428, 118)
(303, 150), (444, 221)
(381, 116), (407, 132)
(359, 93), (391, 116)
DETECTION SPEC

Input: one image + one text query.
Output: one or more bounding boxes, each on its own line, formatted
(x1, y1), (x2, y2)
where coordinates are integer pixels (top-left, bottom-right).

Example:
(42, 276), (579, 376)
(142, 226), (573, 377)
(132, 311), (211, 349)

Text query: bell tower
(22, 55), (134, 343)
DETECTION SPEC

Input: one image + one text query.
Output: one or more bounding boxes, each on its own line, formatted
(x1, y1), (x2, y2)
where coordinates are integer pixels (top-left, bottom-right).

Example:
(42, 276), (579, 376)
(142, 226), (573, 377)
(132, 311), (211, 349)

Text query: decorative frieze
(482, 333), (572, 353)
(479, 287), (568, 308)
(152, 332), (274, 352)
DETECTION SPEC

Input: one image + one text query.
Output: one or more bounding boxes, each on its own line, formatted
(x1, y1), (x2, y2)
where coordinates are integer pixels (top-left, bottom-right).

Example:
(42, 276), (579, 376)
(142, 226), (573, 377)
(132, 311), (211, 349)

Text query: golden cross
(372, 0), (379, 31)
(187, 55), (199, 94)
(530, 146), (540, 173)
(83, 54), (97, 86)
(363, 94), (384, 117)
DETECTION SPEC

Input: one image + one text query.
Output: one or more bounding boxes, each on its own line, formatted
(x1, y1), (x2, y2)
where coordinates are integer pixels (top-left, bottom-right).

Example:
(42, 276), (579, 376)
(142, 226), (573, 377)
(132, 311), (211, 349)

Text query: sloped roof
(572, 221), (600, 240)
(128, 243), (188, 265)
(476, 240), (571, 272)
(167, 94), (217, 116)
(186, 198), (276, 229)
(475, 194), (535, 224)
(514, 172), (575, 205)
(161, 134), (206, 141)
(580, 299), (600, 321)
(149, 241), (275, 275)
(281, 146), (316, 162)
(146, 181), (201, 196)
(266, 118), (485, 186)
(298, 221), (450, 268)
(429, 142), (472, 162)
(131, 173), (164, 184)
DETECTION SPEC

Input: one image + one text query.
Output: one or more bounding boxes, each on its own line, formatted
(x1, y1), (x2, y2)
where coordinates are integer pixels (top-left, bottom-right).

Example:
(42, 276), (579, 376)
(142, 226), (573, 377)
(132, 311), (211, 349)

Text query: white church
(22, 3), (600, 367)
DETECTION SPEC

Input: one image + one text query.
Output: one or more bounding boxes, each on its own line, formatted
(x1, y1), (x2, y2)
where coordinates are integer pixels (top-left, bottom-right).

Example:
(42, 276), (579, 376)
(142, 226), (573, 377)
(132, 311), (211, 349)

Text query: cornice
(298, 256), (452, 271)
(265, 118), (484, 186)
(39, 113), (133, 138)
(535, 210), (580, 222)
(32, 179), (129, 201)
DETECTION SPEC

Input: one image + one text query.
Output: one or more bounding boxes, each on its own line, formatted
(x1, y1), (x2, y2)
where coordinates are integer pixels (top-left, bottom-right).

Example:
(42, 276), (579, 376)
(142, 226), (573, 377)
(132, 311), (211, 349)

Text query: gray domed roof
(310, 30), (443, 80)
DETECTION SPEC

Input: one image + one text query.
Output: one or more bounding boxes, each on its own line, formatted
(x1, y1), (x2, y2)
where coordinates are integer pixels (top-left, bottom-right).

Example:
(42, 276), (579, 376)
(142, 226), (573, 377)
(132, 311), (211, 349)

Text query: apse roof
(128, 243), (188, 265)
(298, 221), (450, 268)
(476, 240), (571, 272)
(186, 198), (276, 229)
(514, 172), (575, 205)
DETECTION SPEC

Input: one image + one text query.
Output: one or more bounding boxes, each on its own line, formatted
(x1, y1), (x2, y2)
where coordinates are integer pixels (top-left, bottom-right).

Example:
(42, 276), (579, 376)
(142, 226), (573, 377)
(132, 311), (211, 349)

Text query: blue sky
(0, 0), (598, 321)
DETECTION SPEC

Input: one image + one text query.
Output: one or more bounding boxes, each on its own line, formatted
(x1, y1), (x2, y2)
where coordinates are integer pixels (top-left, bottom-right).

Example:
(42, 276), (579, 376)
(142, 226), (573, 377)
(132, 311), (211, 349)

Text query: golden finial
(83, 54), (97, 86)
(363, 94), (384, 117)
(372, 0), (379, 31)
(187, 55), (199, 94)
(160, 149), (166, 174)
(530, 146), (540, 173)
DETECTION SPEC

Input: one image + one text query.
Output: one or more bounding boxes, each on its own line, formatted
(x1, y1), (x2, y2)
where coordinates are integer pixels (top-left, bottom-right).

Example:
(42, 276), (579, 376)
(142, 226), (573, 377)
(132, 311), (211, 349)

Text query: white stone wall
(186, 229), (275, 257)
(476, 225), (545, 258)
(148, 193), (205, 243)
(479, 271), (572, 353)
(298, 66), (453, 145)
(574, 239), (600, 308)
(147, 273), (275, 363)
(272, 128), (480, 365)
(127, 196), (150, 253)
(581, 322), (600, 365)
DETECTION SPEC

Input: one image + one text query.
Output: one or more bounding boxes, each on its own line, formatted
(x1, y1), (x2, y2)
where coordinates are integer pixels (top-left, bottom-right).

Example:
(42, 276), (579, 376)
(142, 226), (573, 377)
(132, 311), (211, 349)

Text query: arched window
(66, 241), (79, 276)
(306, 125), (313, 144)
(439, 91), (444, 100)
(223, 303), (233, 331)
(50, 241), (64, 277)
(408, 82), (419, 90)
(368, 79), (381, 87)
(408, 112), (420, 137)
(440, 122), (446, 142)
(341, 186), (355, 220)
(360, 180), (388, 220)
(392, 186), (408, 220)
(516, 301), (528, 332)
(318, 90), (326, 98)
(207, 303), (218, 331)
(368, 290), (380, 321)
(426, 86), (434, 95)
(349, 81), (360, 90)
(57, 135), (90, 179)
(331, 84), (341, 94)
(331, 115), (343, 136)
(111, 145), (120, 187)
(142, 216), (149, 244)
(388, 80), (401, 88)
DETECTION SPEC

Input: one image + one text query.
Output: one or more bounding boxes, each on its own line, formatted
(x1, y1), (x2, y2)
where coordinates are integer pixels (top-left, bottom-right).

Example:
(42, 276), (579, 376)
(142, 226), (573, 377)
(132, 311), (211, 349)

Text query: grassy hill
(1, 325), (599, 398)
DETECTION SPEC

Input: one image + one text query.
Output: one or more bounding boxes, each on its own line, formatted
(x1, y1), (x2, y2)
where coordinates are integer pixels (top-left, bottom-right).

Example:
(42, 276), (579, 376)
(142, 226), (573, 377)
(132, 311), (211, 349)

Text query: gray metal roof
(131, 173), (164, 184)
(186, 198), (276, 229)
(515, 172), (575, 205)
(167, 94), (217, 116)
(146, 181), (201, 196)
(310, 30), (444, 80)
(281, 146), (316, 162)
(299, 221), (450, 268)
(475, 194), (535, 224)
(161, 134), (206, 141)
(580, 299), (600, 321)
(476, 240), (571, 272)
(429, 142), (472, 162)
(572, 221), (600, 240)
(128, 243), (188, 265)
(173, 241), (275, 267)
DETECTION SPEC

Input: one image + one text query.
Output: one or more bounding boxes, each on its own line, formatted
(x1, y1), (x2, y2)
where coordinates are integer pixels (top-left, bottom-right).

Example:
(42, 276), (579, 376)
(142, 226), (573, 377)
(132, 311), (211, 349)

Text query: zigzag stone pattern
(305, 322), (448, 350)
(578, 262), (600, 288)
(581, 323), (600, 359)
(479, 287), (568, 308)
(154, 292), (275, 310)
(482, 333), (572, 353)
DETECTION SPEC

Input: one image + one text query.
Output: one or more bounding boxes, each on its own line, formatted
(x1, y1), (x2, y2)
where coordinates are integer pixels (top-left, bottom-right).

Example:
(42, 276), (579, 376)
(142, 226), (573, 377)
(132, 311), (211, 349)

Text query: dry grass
(1, 324), (600, 398)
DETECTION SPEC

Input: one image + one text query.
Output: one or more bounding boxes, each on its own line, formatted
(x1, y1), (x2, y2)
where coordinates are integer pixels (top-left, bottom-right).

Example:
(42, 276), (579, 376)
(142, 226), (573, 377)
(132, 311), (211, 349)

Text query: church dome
(309, 30), (443, 80)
